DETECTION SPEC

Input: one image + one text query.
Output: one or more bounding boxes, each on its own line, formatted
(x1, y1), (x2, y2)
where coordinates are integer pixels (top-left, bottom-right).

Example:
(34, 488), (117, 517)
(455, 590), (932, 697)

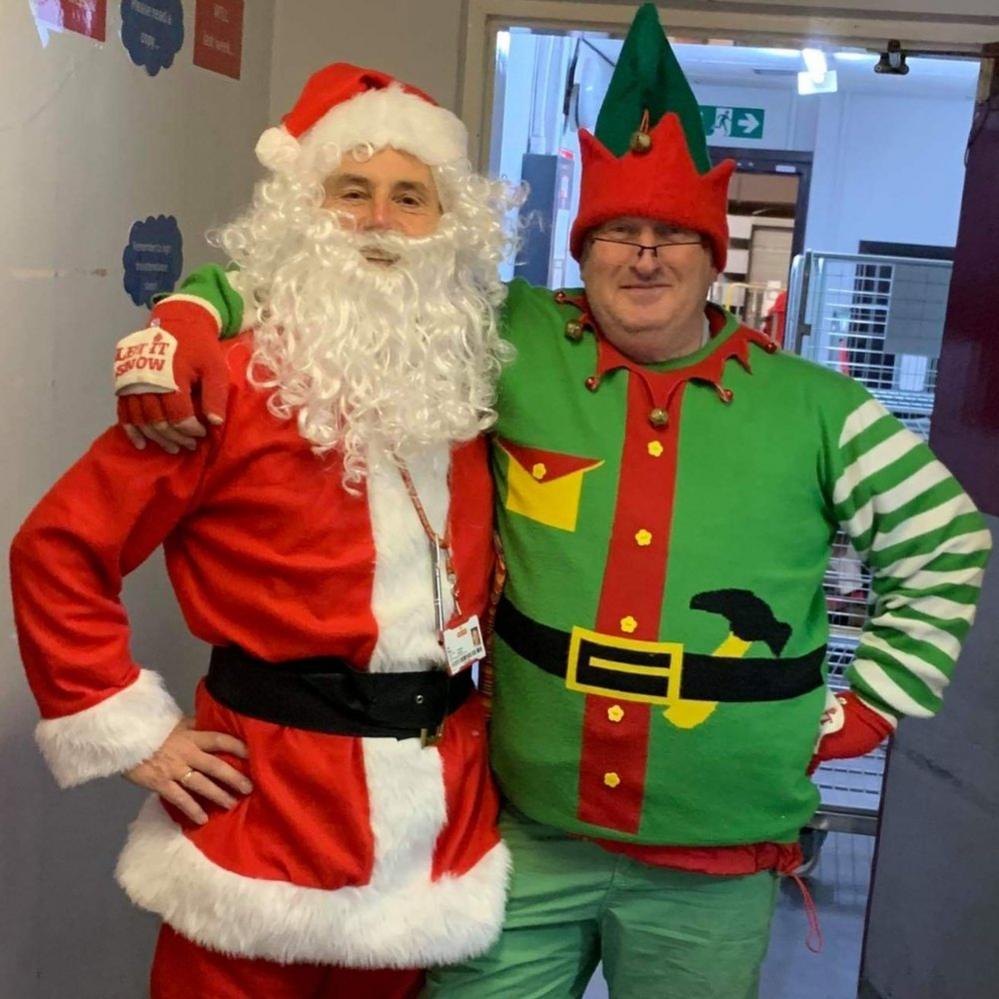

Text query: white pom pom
(255, 127), (301, 172)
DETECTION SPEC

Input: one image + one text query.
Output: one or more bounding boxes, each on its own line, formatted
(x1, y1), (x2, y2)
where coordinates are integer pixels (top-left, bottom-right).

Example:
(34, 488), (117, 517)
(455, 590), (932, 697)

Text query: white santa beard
(246, 220), (505, 483)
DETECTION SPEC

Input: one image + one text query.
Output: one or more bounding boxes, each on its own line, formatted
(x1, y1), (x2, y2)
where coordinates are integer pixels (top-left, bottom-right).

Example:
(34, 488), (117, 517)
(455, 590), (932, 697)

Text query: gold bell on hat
(629, 132), (653, 153)
(629, 109), (653, 154)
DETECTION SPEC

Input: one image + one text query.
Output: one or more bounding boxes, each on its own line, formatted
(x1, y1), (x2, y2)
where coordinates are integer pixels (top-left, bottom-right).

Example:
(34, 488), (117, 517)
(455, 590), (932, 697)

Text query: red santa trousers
(150, 924), (425, 998)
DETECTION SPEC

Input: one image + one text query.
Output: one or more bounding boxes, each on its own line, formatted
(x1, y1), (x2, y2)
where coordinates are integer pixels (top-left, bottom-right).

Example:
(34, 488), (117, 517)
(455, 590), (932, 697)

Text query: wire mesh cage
(787, 253), (946, 434)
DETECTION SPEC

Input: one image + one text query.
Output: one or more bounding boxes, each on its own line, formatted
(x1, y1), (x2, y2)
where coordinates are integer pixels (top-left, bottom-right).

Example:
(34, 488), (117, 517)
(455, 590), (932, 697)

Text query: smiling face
(581, 216), (718, 363)
(321, 146), (443, 263)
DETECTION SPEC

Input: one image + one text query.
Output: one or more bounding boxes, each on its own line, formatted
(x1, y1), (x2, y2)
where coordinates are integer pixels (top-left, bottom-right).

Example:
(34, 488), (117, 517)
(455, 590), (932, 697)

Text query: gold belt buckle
(566, 626), (684, 704)
(420, 721), (445, 748)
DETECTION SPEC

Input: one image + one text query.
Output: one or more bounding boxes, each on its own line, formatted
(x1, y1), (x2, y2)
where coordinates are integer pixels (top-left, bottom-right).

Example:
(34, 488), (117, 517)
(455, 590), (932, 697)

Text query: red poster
(34, 0), (107, 41)
(193, 0), (244, 80)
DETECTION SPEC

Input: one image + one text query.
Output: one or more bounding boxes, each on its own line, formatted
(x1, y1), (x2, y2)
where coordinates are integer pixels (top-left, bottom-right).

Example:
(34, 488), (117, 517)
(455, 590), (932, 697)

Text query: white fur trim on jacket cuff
(35, 670), (182, 789)
(116, 796), (511, 968)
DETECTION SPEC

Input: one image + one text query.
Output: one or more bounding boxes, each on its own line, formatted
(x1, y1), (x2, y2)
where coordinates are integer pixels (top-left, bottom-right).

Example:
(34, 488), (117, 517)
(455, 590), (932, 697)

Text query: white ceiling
(583, 37), (980, 100)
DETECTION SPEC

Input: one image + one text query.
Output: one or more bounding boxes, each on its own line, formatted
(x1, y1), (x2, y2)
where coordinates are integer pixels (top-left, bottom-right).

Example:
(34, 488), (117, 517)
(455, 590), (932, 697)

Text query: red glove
(114, 299), (229, 453)
(808, 691), (895, 775)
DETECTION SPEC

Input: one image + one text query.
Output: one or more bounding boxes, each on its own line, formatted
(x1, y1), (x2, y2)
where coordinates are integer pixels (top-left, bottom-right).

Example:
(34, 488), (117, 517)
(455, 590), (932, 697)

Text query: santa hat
(569, 4), (735, 270)
(255, 63), (468, 177)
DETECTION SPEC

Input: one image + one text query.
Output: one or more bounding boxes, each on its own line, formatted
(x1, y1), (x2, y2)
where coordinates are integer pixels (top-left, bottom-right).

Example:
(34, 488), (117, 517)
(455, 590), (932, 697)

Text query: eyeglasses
(590, 232), (704, 262)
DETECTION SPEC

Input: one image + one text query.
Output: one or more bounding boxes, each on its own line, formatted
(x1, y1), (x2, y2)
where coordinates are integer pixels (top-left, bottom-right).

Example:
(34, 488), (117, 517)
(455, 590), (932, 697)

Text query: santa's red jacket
(10, 337), (508, 968)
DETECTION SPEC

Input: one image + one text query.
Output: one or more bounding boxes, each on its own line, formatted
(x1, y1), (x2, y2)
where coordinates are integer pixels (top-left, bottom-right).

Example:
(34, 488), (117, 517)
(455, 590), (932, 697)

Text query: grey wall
(859, 516), (999, 999)
(269, 0), (466, 120)
(0, 4), (274, 996)
(859, 51), (999, 997)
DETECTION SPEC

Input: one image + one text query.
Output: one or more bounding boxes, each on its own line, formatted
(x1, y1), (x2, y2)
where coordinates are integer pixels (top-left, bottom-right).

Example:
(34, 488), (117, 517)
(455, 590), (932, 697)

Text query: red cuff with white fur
(809, 691), (895, 774)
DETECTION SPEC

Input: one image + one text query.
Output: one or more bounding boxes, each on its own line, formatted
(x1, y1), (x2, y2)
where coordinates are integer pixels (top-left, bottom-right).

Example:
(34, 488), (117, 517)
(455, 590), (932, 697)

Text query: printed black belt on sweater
(495, 597), (824, 703)
(206, 646), (472, 742)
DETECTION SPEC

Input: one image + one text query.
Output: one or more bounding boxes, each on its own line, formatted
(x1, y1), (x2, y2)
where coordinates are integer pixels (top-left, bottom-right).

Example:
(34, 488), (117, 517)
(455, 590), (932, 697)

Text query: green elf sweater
(147, 266), (991, 847)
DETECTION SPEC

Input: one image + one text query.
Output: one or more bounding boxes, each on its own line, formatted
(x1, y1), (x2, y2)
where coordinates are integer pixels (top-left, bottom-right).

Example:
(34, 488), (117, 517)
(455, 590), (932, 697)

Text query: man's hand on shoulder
(115, 303), (229, 454)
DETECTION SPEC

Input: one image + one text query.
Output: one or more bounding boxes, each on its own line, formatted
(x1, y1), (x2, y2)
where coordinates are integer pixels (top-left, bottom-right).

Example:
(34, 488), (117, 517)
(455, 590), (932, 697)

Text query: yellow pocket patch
(499, 439), (603, 532)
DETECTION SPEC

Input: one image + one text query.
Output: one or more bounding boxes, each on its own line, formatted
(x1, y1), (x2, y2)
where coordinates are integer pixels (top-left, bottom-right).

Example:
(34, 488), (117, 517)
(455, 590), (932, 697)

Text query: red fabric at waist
(591, 836), (803, 876)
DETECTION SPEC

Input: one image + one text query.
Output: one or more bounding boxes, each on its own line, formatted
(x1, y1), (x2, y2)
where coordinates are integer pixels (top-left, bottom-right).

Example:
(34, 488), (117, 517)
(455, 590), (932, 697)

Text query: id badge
(442, 614), (486, 675)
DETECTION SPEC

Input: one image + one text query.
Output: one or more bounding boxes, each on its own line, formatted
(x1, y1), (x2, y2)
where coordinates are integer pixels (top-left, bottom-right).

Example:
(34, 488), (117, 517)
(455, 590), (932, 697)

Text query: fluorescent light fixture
(802, 48), (828, 83)
(797, 69), (838, 95)
(834, 50), (876, 62)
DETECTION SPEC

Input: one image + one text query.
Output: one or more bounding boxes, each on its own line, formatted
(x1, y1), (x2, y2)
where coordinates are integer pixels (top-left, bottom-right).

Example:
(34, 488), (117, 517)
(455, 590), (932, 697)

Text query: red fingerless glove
(808, 691), (895, 775)
(115, 300), (229, 429)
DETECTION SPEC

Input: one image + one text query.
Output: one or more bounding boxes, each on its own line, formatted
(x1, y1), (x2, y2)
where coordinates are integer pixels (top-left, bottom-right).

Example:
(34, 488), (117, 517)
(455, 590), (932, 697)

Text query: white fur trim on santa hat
(116, 795), (510, 967)
(255, 126), (302, 172)
(35, 669), (182, 789)
(257, 84), (468, 176)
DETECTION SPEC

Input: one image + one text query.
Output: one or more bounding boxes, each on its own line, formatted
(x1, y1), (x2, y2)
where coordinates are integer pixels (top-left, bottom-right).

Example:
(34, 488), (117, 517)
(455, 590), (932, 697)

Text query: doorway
(709, 145), (812, 330)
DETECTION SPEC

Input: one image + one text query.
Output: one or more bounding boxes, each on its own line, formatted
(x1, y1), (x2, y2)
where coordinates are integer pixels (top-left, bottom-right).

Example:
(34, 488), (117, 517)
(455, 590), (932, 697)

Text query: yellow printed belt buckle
(566, 627), (684, 705)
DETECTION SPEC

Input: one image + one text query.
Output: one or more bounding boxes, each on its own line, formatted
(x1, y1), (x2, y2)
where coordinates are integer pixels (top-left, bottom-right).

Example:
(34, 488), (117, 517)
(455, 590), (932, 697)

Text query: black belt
(206, 646), (473, 741)
(495, 598), (824, 703)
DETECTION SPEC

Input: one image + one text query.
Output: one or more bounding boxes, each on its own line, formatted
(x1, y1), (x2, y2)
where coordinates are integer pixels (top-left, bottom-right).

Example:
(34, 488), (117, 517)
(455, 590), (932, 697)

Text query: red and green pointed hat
(569, 4), (735, 269)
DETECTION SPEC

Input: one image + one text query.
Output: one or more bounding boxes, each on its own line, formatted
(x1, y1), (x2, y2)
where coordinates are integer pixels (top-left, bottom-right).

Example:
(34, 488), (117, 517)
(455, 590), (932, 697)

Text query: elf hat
(569, 4), (735, 270)
(255, 63), (468, 177)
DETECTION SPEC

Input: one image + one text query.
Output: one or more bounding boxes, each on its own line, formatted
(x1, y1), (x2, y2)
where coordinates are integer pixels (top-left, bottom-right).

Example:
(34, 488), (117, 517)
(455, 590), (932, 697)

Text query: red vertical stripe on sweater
(577, 375), (685, 834)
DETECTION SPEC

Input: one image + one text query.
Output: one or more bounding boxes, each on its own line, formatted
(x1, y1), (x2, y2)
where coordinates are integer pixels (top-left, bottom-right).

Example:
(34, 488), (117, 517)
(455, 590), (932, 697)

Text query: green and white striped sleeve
(830, 394), (991, 721)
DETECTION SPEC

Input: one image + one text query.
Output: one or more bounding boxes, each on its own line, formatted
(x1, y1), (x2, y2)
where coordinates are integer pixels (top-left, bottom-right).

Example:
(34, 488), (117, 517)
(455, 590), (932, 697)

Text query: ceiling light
(797, 69), (838, 95)
(802, 48), (828, 83)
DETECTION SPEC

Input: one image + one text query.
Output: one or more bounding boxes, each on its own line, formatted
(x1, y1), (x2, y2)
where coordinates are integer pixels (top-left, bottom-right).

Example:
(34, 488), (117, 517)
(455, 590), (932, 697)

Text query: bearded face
(212, 151), (519, 485)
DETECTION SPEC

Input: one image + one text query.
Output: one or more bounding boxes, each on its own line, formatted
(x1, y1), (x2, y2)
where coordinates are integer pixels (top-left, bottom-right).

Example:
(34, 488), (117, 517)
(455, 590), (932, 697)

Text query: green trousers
(425, 807), (779, 999)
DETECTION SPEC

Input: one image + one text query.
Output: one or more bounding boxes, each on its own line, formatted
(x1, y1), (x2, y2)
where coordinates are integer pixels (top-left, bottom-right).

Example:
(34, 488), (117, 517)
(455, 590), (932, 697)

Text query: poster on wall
(120, 0), (184, 76)
(32, 0), (108, 41)
(122, 215), (183, 308)
(193, 0), (244, 80)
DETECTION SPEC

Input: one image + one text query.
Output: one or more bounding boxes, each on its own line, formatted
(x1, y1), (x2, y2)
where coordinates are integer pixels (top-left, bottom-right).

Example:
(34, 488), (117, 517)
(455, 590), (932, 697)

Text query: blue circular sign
(121, 0), (184, 76)
(123, 215), (184, 307)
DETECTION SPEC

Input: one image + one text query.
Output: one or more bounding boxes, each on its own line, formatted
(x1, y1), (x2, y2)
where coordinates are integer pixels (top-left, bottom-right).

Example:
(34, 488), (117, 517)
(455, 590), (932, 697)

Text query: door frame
(711, 146), (813, 263)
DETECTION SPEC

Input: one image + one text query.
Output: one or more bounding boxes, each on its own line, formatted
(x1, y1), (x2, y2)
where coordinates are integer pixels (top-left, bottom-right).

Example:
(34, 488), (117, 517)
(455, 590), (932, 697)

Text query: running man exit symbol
(699, 105), (766, 140)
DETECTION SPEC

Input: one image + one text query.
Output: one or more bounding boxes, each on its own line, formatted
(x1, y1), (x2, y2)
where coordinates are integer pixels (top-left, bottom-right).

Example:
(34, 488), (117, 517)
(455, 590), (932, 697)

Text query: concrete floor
(582, 831), (874, 999)
(759, 831), (874, 999)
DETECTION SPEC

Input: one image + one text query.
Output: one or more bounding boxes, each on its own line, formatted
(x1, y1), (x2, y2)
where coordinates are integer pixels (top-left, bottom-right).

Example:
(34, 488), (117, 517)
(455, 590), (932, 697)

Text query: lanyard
(397, 459), (462, 637)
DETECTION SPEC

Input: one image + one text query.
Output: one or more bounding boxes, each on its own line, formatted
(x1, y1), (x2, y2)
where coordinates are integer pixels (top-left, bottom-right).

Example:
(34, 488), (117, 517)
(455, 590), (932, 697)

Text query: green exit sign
(700, 105), (766, 140)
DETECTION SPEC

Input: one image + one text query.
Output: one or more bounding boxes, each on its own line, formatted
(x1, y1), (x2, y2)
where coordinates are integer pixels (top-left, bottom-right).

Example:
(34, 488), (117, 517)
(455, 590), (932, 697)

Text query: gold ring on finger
(180, 768), (196, 785)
